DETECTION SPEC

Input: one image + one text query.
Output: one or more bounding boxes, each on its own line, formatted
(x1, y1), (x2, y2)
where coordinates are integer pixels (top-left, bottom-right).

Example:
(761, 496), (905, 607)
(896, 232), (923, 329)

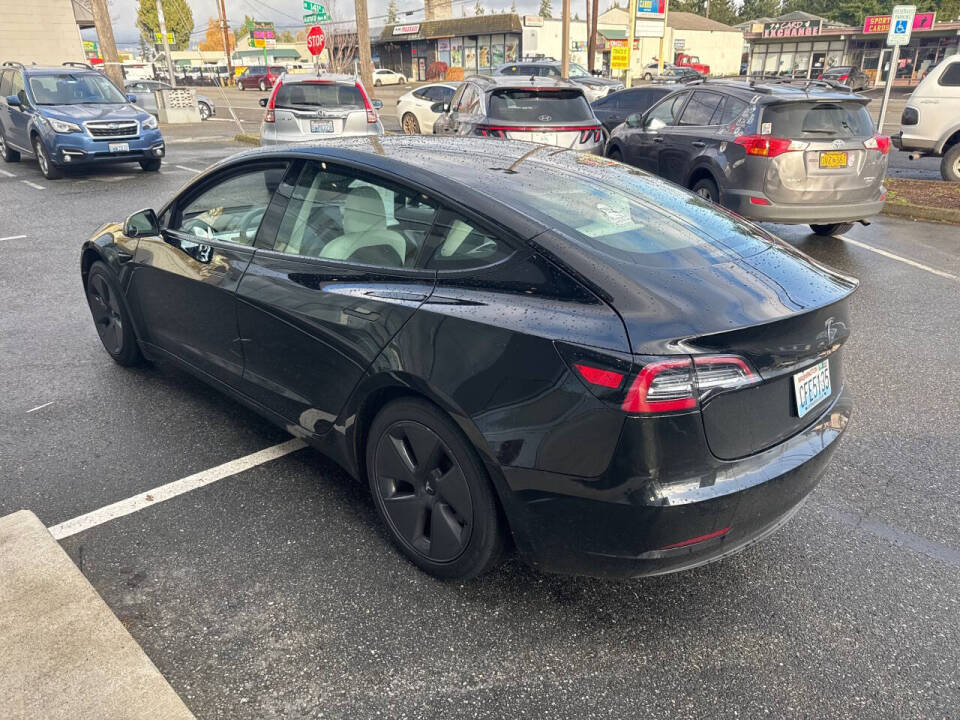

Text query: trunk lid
(271, 80), (371, 140)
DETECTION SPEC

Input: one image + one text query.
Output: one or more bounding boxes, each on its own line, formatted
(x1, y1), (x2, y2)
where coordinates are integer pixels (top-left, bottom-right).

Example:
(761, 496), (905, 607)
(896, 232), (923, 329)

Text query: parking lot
(1, 134), (958, 718)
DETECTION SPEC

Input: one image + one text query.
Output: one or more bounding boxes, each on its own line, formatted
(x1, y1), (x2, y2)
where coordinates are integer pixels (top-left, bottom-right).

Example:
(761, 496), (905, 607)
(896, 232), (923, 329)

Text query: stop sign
(306, 26), (326, 56)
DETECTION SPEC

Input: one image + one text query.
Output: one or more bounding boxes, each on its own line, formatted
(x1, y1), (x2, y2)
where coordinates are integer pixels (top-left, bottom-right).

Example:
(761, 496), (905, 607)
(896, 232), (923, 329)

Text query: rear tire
(238, 81), (245, 91)
(401, 112), (421, 135)
(259, 80), (267, 91)
(606, 146), (622, 162)
(85, 261), (142, 366)
(809, 223), (854, 236)
(366, 398), (505, 580)
(33, 137), (62, 179)
(139, 158), (161, 171)
(692, 177), (719, 203)
(0, 130), (20, 162)
(940, 143), (960, 182)
(375, 79), (382, 87)
(643, 72), (653, 80)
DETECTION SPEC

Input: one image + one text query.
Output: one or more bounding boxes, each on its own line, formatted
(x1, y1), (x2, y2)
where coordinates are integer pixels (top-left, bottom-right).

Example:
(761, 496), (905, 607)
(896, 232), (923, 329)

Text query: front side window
(645, 92), (688, 129)
(487, 88), (593, 123)
(173, 165), (287, 246)
(273, 162), (437, 268)
(426, 209), (512, 270)
(29, 72), (127, 105)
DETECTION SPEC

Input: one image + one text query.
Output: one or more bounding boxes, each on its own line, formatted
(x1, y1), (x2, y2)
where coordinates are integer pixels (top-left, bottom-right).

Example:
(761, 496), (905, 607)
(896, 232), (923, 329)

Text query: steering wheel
(237, 206), (266, 245)
(182, 218), (216, 238)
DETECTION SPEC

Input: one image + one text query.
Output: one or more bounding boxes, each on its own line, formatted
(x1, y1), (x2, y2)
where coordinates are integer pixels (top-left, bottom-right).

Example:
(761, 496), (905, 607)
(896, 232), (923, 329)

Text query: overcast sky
(94, 0), (556, 48)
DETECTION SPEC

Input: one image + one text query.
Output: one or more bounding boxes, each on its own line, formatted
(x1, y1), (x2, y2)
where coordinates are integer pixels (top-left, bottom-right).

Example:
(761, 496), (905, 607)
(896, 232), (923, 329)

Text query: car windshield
(29, 73), (128, 105)
(274, 82), (364, 108)
(762, 101), (874, 138)
(508, 162), (771, 268)
(487, 89), (593, 123)
(569, 63), (590, 78)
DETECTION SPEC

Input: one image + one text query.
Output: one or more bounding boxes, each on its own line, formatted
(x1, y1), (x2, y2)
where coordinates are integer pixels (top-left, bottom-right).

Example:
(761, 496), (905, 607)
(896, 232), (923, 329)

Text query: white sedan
(396, 82), (459, 135)
(372, 68), (407, 86)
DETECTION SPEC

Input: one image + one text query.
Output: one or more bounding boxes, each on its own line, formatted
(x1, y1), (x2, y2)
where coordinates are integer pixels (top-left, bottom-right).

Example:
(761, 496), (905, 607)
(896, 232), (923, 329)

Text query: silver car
(259, 74), (384, 145)
(432, 75), (604, 155)
(124, 80), (216, 121)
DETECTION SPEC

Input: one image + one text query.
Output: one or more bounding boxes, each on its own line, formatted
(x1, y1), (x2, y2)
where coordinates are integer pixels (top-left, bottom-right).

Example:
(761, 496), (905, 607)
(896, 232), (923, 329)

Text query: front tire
(366, 398), (505, 580)
(692, 177), (719, 203)
(643, 72), (653, 80)
(401, 112), (421, 135)
(85, 261), (142, 366)
(607, 146), (622, 162)
(198, 101), (211, 120)
(810, 223), (854, 236)
(375, 79), (382, 87)
(0, 130), (20, 162)
(139, 158), (162, 171)
(33, 137), (62, 179)
(259, 80), (267, 91)
(941, 143), (960, 182)
(238, 81), (245, 91)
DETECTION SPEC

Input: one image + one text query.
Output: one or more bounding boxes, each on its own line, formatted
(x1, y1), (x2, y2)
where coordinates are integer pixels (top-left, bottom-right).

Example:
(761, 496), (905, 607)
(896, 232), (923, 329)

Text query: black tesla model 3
(81, 137), (855, 580)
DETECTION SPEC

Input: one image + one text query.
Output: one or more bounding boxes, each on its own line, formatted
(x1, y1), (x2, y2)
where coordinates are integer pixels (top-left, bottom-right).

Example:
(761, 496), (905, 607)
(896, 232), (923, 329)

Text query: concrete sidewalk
(0, 510), (194, 720)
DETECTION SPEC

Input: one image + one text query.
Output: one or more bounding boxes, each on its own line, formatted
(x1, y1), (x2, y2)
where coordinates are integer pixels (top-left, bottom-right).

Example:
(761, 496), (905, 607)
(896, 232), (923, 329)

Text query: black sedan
(81, 137), (855, 580)
(591, 86), (673, 134)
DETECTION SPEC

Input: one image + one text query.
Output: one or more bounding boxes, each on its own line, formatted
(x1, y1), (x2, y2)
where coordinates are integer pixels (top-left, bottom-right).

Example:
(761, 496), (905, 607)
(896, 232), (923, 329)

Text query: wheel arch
(687, 163), (719, 191)
(937, 126), (960, 155)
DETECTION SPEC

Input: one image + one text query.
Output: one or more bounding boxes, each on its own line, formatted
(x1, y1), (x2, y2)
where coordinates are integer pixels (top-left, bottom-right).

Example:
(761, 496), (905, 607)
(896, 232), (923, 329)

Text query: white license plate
(108, 142), (130, 153)
(310, 120), (334, 133)
(793, 359), (831, 418)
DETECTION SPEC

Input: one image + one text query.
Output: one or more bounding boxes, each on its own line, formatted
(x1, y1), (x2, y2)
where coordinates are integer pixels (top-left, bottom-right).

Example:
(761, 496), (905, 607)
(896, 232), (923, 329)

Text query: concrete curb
(234, 133), (260, 146)
(882, 201), (960, 225)
(0, 510), (195, 720)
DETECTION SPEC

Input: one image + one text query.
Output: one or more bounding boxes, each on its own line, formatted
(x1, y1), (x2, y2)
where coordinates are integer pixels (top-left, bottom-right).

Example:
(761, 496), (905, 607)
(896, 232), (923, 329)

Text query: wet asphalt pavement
(0, 138), (958, 719)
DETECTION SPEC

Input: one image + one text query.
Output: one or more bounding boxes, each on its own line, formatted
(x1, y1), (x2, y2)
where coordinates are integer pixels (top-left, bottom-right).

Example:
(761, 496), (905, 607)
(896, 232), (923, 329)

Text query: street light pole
(561, 0), (570, 78)
(156, 0), (177, 87)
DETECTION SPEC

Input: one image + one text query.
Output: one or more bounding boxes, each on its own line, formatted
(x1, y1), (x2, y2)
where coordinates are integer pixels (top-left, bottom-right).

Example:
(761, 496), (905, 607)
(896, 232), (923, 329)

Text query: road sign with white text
(887, 5), (916, 46)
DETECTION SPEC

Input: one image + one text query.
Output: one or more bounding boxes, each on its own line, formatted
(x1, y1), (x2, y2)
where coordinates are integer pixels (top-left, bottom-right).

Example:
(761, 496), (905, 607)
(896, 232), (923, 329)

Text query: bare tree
(323, 0), (359, 74)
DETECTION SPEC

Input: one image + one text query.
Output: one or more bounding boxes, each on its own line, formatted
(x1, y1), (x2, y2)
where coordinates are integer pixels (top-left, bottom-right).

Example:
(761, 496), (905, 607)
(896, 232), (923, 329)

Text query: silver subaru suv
(259, 74), (383, 145)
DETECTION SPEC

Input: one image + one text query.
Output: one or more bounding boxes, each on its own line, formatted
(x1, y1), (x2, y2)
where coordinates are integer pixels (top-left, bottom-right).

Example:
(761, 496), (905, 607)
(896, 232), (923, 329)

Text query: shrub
(426, 61), (448, 80)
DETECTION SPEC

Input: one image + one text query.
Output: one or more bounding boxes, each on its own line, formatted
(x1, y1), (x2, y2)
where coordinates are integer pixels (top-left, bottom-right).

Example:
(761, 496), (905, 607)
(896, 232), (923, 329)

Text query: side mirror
(6, 95), (21, 107)
(626, 113), (642, 128)
(126, 94), (137, 103)
(123, 208), (159, 238)
(258, 97), (268, 107)
(430, 102), (449, 114)
(371, 99), (383, 109)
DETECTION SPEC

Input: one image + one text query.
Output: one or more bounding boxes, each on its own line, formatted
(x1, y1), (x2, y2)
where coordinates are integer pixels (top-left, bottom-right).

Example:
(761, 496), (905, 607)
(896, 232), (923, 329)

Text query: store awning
(598, 28), (627, 40)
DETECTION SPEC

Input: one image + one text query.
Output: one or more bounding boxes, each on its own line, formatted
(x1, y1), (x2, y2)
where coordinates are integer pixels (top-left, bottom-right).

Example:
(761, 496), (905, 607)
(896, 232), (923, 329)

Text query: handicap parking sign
(894, 19), (908, 33)
(887, 5), (916, 46)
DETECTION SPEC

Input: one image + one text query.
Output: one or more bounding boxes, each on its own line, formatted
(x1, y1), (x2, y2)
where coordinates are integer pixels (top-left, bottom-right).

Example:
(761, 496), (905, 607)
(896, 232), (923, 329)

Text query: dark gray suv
(605, 79), (889, 236)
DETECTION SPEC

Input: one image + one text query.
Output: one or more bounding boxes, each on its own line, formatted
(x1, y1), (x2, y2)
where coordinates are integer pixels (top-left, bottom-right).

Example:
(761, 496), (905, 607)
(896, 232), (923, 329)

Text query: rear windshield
(761, 101), (874, 138)
(487, 88), (593, 124)
(274, 82), (363, 109)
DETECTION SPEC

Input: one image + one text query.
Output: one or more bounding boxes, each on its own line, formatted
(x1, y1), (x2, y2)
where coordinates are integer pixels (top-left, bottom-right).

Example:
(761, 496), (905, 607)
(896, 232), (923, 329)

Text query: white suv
(893, 55), (960, 181)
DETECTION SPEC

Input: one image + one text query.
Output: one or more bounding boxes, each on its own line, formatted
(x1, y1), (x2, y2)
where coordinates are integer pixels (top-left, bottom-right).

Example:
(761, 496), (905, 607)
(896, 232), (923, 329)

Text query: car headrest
(342, 186), (387, 234)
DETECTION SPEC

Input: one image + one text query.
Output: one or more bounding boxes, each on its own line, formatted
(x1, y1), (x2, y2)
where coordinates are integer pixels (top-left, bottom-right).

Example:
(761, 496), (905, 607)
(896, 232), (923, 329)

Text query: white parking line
(839, 235), (958, 282)
(0, 235), (27, 242)
(26, 401), (54, 413)
(176, 165), (202, 173)
(0, 169), (15, 177)
(48, 438), (307, 540)
(22, 180), (45, 190)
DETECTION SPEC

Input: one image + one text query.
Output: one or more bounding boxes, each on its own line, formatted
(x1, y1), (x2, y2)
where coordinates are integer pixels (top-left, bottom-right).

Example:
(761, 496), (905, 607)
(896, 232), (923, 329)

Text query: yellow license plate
(819, 151), (848, 168)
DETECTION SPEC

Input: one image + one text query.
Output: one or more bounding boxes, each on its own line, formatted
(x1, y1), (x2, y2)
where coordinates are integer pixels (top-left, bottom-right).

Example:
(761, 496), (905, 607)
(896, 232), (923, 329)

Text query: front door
(127, 161), (289, 387)
(236, 160), (438, 436)
(625, 91), (689, 172)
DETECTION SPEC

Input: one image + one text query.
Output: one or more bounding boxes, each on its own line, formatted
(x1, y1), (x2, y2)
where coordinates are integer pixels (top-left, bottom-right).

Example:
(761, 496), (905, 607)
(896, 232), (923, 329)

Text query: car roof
(279, 73), (358, 85)
(466, 74), (580, 90)
(671, 78), (859, 101)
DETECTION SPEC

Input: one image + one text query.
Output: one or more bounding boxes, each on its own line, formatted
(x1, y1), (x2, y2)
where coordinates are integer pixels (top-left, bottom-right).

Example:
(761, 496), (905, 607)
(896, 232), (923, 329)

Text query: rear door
(127, 160), (289, 387)
(660, 90), (726, 185)
(236, 160), (438, 435)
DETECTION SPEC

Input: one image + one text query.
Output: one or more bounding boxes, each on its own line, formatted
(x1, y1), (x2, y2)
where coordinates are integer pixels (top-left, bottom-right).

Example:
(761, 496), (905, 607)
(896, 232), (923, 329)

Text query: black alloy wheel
(367, 399), (504, 579)
(85, 261), (142, 366)
(809, 223), (854, 237)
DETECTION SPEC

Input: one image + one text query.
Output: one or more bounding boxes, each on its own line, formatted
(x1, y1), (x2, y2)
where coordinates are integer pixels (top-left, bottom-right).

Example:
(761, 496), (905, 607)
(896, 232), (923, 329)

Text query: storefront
(378, 15), (522, 81)
(744, 13), (960, 86)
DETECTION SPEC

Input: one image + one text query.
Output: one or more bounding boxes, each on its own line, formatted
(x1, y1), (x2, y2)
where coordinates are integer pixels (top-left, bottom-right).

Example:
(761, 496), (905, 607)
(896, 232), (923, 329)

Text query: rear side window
(274, 82), (363, 108)
(487, 88), (593, 123)
(939, 63), (960, 86)
(678, 91), (724, 126)
(426, 209), (512, 270)
(720, 97), (748, 125)
(761, 101), (874, 138)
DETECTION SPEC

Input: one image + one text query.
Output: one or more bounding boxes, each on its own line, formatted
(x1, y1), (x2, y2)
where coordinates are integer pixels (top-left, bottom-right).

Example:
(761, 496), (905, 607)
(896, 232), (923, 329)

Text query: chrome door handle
(691, 141), (706, 148)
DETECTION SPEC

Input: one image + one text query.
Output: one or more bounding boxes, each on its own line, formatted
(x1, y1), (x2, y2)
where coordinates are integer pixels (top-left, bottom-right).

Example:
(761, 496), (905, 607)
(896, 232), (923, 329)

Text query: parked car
(396, 82), (458, 134)
(675, 53), (710, 75)
(238, 65), (284, 91)
(80, 136), (855, 579)
(258, 73), (383, 145)
(494, 59), (623, 102)
(124, 80), (216, 120)
(641, 62), (701, 82)
(605, 79), (889, 236)
(372, 68), (406, 86)
(591, 86), (673, 134)
(0, 61), (164, 179)
(818, 66), (870, 92)
(892, 54), (960, 182)
(433, 75), (604, 155)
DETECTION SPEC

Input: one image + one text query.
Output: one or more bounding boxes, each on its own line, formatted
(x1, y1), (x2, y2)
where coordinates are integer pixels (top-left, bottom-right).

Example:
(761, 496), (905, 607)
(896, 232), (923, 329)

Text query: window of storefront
(464, 37), (477, 75)
(491, 34), (505, 68)
(451, 37), (463, 67)
(779, 43), (795, 76)
(764, 44), (781, 73)
(505, 34), (519, 63)
(750, 49), (765, 74)
(478, 35), (491, 72)
(437, 38), (451, 66)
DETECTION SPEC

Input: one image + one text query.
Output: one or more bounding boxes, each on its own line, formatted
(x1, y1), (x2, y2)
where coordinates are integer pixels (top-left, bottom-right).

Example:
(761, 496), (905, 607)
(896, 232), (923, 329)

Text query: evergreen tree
(137, 0), (195, 51)
(511, 0), (518, 12)
(737, 0), (781, 21)
(235, 15), (255, 41)
(387, 0), (399, 24)
(474, 0), (485, 15)
(539, 0), (553, 18)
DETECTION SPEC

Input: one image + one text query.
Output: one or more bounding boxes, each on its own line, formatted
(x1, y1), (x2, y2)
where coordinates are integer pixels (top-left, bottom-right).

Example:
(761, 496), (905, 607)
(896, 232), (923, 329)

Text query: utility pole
(89, 0), (123, 87)
(217, 0), (234, 85)
(561, 0), (570, 77)
(589, 0), (598, 73)
(625, 0), (637, 86)
(156, 0), (177, 87)
(657, 0), (669, 76)
(355, 0), (374, 96)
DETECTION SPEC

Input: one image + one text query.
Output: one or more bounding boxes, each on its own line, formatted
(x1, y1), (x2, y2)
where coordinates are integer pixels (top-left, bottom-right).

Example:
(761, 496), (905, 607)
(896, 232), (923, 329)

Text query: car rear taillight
(263, 80), (282, 123)
(356, 81), (378, 123)
(839, 74), (849, 82)
(691, 355), (759, 403)
(573, 363), (624, 389)
(475, 126), (507, 138)
(734, 134), (807, 157)
(579, 127), (602, 143)
(622, 359), (697, 413)
(863, 134), (890, 154)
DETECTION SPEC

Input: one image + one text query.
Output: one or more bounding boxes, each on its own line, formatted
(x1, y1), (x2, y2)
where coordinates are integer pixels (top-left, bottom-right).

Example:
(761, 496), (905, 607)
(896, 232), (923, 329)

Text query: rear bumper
(724, 190), (885, 225)
(891, 131), (937, 155)
(259, 124), (385, 145)
(498, 388), (851, 578)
